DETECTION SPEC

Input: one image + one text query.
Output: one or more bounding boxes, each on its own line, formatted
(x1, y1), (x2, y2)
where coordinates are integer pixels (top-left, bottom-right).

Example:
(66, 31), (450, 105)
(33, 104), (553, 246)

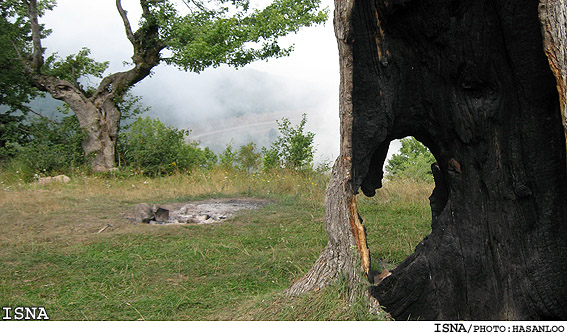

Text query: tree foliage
(43, 48), (109, 94)
(0, 4), (36, 111)
(7, 0), (328, 88)
(219, 141), (261, 172)
(117, 117), (217, 175)
(163, 0), (328, 72)
(262, 113), (315, 171)
(219, 142), (238, 170)
(3, 115), (85, 180)
(385, 137), (436, 182)
(237, 142), (261, 172)
(0, 2), (41, 154)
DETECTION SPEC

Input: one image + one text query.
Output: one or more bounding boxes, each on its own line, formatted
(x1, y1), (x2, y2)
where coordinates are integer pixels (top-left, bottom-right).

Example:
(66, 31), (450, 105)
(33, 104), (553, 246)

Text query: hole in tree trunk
(358, 136), (439, 287)
(332, 0), (567, 320)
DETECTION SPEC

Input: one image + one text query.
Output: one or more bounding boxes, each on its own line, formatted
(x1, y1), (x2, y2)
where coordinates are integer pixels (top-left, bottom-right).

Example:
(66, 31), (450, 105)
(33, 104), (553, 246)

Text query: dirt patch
(126, 197), (270, 225)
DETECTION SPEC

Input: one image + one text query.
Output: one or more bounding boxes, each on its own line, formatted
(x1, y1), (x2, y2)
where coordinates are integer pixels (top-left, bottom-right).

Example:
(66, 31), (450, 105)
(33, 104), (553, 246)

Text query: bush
(218, 142), (238, 170)
(262, 113), (315, 171)
(261, 146), (280, 172)
(3, 115), (86, 180)
(385, 137), (435, 182)
(117, 117), (216, 175)
(237, 142), (261, 172)
(0, 111), (28, 162)
(219, 142), (261, 173)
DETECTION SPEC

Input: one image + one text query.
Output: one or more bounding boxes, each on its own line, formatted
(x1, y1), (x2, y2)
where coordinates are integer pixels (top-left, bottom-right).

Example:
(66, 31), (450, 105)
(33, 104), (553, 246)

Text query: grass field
(0, 169), (432, 320)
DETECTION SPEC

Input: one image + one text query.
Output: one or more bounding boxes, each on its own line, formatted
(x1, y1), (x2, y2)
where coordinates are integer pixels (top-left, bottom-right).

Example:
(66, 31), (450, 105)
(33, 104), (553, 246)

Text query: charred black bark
(346, 0), (567, 320)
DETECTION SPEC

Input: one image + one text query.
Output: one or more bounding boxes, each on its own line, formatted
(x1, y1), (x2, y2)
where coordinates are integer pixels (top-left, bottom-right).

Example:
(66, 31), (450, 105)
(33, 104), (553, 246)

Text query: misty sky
(40, 0), (401, 163)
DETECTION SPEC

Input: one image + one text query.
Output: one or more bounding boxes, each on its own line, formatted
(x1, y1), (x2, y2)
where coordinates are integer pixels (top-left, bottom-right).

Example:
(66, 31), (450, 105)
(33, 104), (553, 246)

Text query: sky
(40, 0), (401, 163)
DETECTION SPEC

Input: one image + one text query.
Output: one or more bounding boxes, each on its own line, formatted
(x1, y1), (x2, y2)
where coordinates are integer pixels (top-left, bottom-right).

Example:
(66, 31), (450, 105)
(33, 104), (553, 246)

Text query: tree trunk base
(286, 158), (371, 305)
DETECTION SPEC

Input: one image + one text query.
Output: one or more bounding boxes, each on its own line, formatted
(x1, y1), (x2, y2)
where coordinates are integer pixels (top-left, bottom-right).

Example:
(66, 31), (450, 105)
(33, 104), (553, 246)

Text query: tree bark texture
(539, 0), (567, 156)
(293, 0), (567, 321)
(338, 0), (567, 320)
(286, 0), (372, 300)
(33, 75), (121, 172)
(286, 158), (371, 298)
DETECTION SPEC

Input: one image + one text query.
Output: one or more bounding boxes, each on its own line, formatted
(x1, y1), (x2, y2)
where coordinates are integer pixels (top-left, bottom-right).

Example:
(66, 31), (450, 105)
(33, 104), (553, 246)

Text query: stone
(154, 207), (169, 222)
(37, 175), (71, 185)
(133, 203), (153, 223)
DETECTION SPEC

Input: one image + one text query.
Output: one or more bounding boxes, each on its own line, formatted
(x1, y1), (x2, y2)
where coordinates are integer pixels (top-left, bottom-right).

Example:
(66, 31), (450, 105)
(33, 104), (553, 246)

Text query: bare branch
(25, 0), (44, 72)
(181, 0), (207, 12)
(116, 0), (135, 44)
(18, 104), (50, 120)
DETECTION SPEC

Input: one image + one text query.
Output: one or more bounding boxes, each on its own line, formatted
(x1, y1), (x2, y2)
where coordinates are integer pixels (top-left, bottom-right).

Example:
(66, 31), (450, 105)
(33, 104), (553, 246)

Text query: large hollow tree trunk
(362, 0), (567, 320)
(292, 0), (567, 320)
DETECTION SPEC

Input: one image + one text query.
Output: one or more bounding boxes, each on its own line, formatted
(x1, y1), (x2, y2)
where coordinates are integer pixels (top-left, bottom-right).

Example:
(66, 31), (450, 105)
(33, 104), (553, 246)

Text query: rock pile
(129, 198), (269, 225)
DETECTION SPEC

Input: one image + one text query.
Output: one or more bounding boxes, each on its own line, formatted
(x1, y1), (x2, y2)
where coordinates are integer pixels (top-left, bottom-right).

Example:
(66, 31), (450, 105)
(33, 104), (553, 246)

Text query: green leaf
(43, 48), (109, 91)
(385, 137), (436, 182)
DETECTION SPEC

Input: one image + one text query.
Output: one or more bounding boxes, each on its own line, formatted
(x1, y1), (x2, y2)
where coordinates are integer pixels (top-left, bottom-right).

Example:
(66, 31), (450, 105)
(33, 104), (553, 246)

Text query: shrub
(237, 142), (261, 172)
(0, 111), (28, 162)
(385, 137), (435, 182)
(219, 142), (262, 173)
(219, 142), (238, 170)
(262, 113), (315, 171)
(261, 146), (280, 172)
(3, 115), (85, 180)
(117, 117), (216, 175)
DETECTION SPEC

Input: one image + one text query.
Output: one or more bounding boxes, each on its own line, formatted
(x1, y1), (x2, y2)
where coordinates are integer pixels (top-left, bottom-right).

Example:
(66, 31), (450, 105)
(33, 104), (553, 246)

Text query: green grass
(0, 169), (432, 320)
(359, 178), (433, 267)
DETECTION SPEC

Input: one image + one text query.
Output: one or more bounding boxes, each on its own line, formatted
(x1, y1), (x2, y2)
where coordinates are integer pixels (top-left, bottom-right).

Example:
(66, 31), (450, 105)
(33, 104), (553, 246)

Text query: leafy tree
(385, 137), (435, 182)
(0, 3), (40, 157)
(237, 142), (261, 172)
(5, 0), (328, 172)
(261, 146), (281, 172)
(117, 116), (216, 175)
(219, 142), (238, 170)
(262, 113), (315, 171)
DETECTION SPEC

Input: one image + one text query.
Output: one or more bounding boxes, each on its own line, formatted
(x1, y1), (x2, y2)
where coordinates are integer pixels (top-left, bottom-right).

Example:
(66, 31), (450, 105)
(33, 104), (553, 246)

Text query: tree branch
(95, 0), (166, 99)
(16, 103), (50, 120)
(140, 0), (152, 17)
(116, 0), (135, 45)
(9, 40), (25, 64)
(24, 0), (44, 73)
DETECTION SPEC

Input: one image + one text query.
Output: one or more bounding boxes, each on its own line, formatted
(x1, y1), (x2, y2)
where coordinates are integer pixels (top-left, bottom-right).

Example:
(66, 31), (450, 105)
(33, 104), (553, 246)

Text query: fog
(40, 0), (400, 164)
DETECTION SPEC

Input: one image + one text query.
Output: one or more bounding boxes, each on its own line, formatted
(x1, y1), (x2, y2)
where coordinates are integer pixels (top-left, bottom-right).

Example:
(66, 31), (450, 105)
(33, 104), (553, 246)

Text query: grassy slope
(0, 170), (432, 320)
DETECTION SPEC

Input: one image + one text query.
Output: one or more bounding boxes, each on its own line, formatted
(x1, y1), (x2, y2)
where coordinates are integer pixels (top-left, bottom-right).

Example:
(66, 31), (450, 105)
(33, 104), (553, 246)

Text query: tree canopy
(7, 0), (328, 93)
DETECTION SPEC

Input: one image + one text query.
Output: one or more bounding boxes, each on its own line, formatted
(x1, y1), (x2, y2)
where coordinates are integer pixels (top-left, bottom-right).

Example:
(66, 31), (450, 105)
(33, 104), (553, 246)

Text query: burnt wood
(346, 0), (567, 320)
